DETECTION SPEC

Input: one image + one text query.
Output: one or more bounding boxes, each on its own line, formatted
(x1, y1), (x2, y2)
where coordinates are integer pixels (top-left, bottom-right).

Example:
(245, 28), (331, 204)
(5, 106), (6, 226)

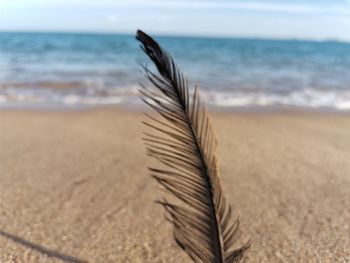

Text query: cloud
(107, 14), (118, 23)
(97, 1), (317, 13)
(94, 0), (350, 15)
(2, 0), (350, 16)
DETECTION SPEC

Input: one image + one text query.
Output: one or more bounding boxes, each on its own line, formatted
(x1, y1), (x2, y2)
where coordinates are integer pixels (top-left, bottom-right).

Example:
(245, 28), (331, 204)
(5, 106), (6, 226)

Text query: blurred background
(0, 0), (350, 110)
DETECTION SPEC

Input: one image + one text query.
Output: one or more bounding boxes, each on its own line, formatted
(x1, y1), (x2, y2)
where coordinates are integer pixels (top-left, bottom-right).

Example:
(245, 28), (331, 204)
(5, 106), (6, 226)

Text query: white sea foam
(199, 88), (350, 110)
(0, 95), (7, 103)
(61, 96), (125, 105)
(0, 86), (350, 111)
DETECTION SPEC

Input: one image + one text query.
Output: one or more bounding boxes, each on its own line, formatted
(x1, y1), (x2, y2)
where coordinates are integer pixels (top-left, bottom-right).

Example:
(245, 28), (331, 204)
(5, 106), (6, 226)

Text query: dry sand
(0, 108), (349, 263)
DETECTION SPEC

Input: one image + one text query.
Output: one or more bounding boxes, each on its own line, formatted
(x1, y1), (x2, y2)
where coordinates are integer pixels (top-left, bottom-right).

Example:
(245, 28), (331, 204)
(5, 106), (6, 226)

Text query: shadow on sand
(0, 230), (88, 263)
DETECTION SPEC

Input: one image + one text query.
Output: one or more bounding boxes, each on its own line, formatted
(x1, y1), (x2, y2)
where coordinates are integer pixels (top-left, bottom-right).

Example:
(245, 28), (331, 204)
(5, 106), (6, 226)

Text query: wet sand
(0, 108), (349, 262)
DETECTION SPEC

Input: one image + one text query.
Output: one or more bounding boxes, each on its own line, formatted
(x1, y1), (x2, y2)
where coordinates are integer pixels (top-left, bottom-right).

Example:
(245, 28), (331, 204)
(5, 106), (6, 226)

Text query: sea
(1, 32), (350, 110)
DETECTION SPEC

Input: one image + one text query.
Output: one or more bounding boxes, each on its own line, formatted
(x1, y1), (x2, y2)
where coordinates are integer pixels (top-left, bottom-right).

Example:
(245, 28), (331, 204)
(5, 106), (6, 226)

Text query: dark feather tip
(136, 30), (159, 50)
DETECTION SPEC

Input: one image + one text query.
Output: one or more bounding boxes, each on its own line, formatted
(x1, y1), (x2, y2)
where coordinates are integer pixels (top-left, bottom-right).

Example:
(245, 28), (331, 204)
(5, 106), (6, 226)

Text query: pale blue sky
(0, 0), (350, 41)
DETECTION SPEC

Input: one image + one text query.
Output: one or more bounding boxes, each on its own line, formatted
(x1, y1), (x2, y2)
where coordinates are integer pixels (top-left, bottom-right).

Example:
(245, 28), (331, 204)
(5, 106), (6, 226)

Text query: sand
(0, 108), (349, 263)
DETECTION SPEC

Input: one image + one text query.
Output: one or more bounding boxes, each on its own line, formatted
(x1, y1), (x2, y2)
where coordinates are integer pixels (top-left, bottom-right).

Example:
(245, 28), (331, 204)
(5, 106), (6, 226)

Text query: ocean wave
(0, 86), (350, 110)
(200, 88), (350, 110)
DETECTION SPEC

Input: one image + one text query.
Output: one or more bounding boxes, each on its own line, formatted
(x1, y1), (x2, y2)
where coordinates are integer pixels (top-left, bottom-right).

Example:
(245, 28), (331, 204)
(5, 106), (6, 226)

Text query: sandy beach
(0, 108), (349, 262)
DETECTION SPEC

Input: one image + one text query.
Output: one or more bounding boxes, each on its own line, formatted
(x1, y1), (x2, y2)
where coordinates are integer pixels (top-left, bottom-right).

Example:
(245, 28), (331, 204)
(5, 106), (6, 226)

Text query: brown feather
(136, 30), (250, 263)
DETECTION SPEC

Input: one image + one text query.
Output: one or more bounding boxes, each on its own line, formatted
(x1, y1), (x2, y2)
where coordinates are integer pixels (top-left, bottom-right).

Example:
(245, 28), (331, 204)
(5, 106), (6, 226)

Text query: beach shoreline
(1, 102), (350, 115)
(0, 108), (349, 262)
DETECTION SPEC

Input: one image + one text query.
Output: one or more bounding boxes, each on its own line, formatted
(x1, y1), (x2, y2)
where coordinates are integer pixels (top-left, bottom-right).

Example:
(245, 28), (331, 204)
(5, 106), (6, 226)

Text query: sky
(0, 0), (350, 41)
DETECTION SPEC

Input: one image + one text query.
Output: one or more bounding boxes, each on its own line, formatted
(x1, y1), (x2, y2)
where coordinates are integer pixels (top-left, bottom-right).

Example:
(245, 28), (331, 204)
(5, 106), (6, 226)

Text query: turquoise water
(1, 32), (350, 110)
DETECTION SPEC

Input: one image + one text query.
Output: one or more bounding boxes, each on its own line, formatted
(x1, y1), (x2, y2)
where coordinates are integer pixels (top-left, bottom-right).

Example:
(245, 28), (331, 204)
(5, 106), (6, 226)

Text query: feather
(136, 30), (250, 263)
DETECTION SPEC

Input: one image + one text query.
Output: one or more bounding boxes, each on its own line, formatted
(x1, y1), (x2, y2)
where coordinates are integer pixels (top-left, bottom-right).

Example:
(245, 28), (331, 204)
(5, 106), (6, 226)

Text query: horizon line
(0, 29), (349, 44)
